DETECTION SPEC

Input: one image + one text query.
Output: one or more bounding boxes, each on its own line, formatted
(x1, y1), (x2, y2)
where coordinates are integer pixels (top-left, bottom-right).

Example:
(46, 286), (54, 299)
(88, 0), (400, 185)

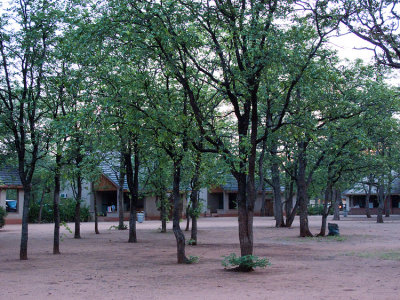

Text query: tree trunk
(92, 182), (99, 234)
(20, 184), (32, 260)
(377, 183), (384, 223)
(126, 142), (139, 243)
(53, 152), (62, 254)
(285, 196), (298, 228)
(74, 175), (82, 239)
(185, 203), (190, 232)
(118, 153), (126, 230)
(236, 171), (255, 271)
(189, 150), (201, 245)
(385, 171), (392, 217)
(365, 175), (373, 218)
(333, 189), (340, 221)
(385, 194), (391, 217)
(271, 145), (284, 227)
(160, 194), (167, 233)
(38, 189), (45, 223)
(318, 184), (332, 237)
(172, 161), (188, 263)
(284, 177), (295, 227)
(258, 137), (267, 217)
(297, 142), (313, 237)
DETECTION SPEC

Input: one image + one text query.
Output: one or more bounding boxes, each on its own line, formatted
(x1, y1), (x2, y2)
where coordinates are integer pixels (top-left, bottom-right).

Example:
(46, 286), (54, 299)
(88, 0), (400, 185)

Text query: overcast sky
(0, 1), (396, 82)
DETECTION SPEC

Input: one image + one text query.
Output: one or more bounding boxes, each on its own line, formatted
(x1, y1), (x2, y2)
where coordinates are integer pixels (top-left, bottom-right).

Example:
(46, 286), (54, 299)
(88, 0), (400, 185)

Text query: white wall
(0, 188), (24, 221)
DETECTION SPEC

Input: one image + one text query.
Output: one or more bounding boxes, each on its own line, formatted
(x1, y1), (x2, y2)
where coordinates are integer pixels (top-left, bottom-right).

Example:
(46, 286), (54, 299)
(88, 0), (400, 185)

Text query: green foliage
(221, 253), (270, 270)
(186, 255), (199, 264)
(346, 250), (400, 261)
(189, 201), (204, 219)
(187, 238), (196, 245)
(0, 206), (7, 228)
(60, 221), (72, 241)
(109, 224), (128, 230)
(61, 221), (72, 234)
(307, 204), (332, 216)
(29, 198), (90, 223)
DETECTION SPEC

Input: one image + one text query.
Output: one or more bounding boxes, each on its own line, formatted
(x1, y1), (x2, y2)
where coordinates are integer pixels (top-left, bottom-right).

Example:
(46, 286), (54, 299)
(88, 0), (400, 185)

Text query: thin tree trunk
(20, 184), (32, 260)
(258, 137), (267, 217)
(318, 184), (332, 237)
(271, 150), (284, 227)
(286, 196), (299, 228)
(38, 189), (45, 223)
(172, 161), (188, 263)
(160, 194), (167, 233)
(185, 203), (190, 231)
(126, 142), (139, 243)
(377, 182), (384, 223)
(297, 142), (313, 237)
(74, 174), (82, 239)
(118, 153), (126, 230)
(385, 175), (391, 217)
(53, 152), (61, 254)
(365, 175), (373, 218)
(333, 189), (340, 221)
(284, 177), (295, 227)
(385, 194), (391, 217)
(189, 150), (202, 245)
(92, 182), (99, 234)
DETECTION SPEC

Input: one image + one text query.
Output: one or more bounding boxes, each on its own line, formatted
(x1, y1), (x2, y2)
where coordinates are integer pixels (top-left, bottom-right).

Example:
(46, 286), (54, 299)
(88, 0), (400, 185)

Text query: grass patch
(345, 250), (400, 261)
(379, 251), (400, 261)
(302, 235), (347, 242)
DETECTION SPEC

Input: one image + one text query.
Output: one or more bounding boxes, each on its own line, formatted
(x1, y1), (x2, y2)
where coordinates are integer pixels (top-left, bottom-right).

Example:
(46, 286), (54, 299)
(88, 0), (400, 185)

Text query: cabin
(60, 162), (192, 221)
(207, 176), (287, 216)
(343, 177), (400, 215)
(0, 166), (24, 224)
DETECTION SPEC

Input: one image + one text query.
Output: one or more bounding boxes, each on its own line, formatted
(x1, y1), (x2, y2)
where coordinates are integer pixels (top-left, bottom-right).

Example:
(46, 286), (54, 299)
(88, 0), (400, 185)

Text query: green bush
(307, 204), (332, 216)
(29, 198), (90, 223)
(0, 206), (7, 228)
(222, 253), (270, 271)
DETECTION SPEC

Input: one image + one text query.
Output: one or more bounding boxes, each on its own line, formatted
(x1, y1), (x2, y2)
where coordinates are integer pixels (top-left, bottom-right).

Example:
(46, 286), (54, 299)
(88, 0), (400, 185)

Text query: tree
(122, 0), (339, 270)
(0, 0), (66, 259)
(341, 0), (400, 69)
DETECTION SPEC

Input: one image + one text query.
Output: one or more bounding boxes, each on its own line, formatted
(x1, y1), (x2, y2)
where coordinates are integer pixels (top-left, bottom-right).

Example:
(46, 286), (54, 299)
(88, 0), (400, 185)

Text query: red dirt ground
(1, 215), (400, 300)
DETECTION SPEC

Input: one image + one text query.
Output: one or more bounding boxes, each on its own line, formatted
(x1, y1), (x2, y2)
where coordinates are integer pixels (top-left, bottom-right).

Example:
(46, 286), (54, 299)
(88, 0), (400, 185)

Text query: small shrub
(186, 255), (199, 264)
(109, 224), (128, 230)
(187, 238), (196, 245)
(0, 206), (7, 228)
(60, 221), (72, 241)
(222, 253), (270, 271)
(29, 198), (90, 223)
(307, 204), (332, 216)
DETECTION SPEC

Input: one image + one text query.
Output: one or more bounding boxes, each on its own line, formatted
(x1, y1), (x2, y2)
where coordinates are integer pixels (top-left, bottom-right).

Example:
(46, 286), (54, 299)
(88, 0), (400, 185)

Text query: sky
(0, 0), (397, 83)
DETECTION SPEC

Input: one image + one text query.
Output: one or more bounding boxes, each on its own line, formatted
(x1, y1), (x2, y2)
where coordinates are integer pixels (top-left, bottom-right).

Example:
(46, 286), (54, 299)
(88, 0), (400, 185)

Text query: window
(228, 193), (237, 209)
(218, 194), (224, 209)
(6, 189), (18, 213)
(392, 195), (400, 208)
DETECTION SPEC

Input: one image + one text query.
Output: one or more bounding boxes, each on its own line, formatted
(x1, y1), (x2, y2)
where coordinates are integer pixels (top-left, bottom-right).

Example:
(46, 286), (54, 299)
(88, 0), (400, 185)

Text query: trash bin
(137, 212), (144, 223)
(328, 223), (339, 236)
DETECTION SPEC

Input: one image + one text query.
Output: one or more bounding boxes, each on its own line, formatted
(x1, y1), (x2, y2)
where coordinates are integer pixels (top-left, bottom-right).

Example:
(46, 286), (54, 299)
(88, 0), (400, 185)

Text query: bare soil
(1, 215), (400, 300)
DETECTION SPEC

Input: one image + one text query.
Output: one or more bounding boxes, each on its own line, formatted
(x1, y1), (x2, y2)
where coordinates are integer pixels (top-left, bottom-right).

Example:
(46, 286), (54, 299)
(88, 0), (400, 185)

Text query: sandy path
(1, 216), (400, 300)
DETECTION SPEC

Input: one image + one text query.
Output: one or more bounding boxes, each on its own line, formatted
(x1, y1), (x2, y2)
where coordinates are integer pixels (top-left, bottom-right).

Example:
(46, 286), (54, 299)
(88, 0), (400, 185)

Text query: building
(343, 177), (400, 215)
(0, 166), (24, 224)
(207, 176), (285, 216)
(61, 162), (197, 221)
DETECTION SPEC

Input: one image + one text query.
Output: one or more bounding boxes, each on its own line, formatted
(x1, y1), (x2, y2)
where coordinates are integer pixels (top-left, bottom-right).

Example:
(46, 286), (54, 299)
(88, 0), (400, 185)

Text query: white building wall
(0, 189), (6, 212)
(199, 188), (207, 213)
(0, 188), (24, 221)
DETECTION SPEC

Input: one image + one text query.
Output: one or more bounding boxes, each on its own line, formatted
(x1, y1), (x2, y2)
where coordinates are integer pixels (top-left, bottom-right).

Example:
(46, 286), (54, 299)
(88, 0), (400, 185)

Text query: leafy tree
(0, 0), (67, 259)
